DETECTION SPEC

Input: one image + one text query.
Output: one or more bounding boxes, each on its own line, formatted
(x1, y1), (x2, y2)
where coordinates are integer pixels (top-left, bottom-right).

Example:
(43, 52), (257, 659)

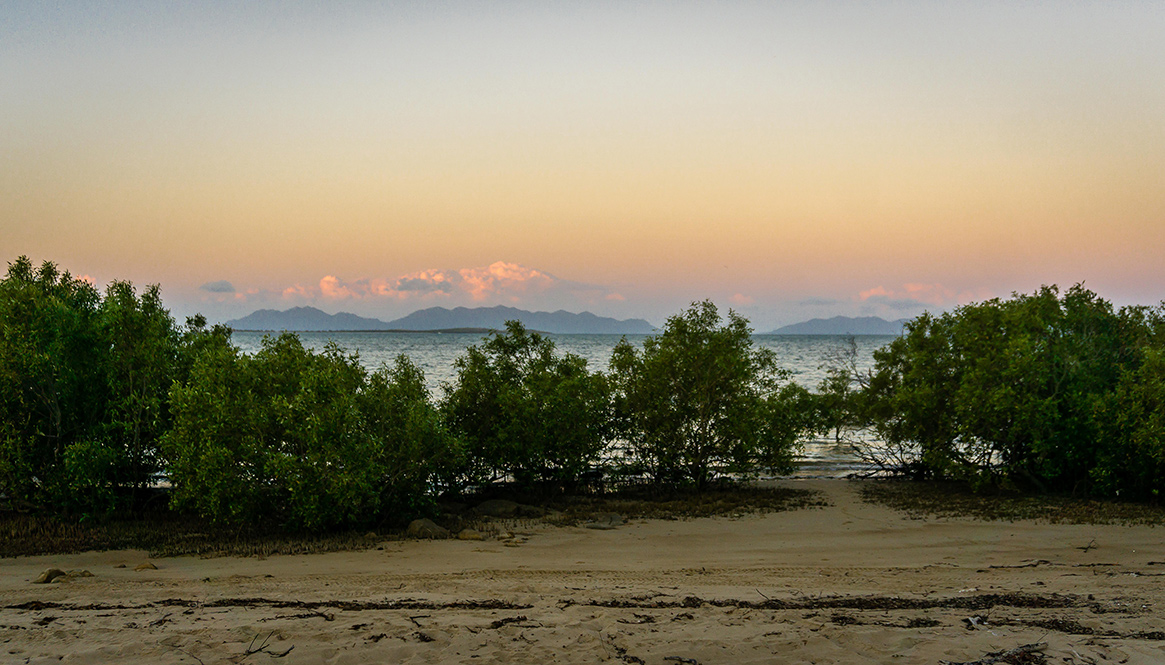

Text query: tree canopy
(609, 300), (806, 487)
(861, 284), (1165, 498)
(440, 321), (611, 489)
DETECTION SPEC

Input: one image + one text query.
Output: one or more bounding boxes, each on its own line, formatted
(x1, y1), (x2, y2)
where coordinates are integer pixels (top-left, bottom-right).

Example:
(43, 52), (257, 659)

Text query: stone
(584, 513), (624, 530)
(515, 504), (546, 518)
(33, 568), (66, 584)
(406, 518), (450, 539)
(474, 499), (546, 518)
(438, 501), (469, 515)
(474, 499), (521, 518)
(457, 529), (485, 541)
(134, 562), (158, 571)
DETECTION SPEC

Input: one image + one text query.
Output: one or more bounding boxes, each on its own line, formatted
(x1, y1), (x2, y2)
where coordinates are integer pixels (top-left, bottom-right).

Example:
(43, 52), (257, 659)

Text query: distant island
(226, 307), (389, 332)
(769, 315), (908, 335)
(226, 305), (657, 334)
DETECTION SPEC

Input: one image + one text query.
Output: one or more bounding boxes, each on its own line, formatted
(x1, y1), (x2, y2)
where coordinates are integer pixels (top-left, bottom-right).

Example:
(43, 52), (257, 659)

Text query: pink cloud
(319, 275), (359, 299)
(729, 293), (755, 306)
(859, 283), (991, 309)
(287, 262), (579, 305)
(309, 271), (457, 301)
(282, 284), (314, 299)
(457, 262), (554, 301)
(389, 269), (455, 297)
(858, 286), (893, 301)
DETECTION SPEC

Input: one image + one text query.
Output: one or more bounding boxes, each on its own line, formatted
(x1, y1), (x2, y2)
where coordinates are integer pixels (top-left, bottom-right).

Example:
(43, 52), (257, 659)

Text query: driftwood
(232, 631), (294, 662)
(487, 615), (530, 629)
(939, 642), (1047, 665)
(162, 644), (205, 665)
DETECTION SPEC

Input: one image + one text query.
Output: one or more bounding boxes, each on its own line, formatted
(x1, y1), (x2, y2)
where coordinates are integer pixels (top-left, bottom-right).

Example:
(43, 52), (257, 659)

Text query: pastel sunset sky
(3, 2), (1163, 329)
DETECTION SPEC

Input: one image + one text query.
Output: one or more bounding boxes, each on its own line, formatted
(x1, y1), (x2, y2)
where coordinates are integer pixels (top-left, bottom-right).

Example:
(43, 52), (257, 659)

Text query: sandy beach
(2, 480), (1163, 664)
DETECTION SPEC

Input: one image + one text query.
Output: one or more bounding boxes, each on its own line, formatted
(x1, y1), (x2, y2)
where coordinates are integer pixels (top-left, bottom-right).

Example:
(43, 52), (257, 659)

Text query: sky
(3, 1), (1163, 330)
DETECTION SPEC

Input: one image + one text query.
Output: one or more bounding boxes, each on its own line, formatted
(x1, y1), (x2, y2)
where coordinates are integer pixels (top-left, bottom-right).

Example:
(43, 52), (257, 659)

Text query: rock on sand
(407, 518), (450, 539)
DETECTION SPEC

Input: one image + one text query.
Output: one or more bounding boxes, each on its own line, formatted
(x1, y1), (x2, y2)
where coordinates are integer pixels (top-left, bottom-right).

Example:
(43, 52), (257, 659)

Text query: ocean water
(231, 331), (896, 477)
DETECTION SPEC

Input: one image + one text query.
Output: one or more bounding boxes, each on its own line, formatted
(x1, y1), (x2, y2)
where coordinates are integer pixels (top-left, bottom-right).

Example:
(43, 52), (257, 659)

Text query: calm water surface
(232, 331), (895, 477)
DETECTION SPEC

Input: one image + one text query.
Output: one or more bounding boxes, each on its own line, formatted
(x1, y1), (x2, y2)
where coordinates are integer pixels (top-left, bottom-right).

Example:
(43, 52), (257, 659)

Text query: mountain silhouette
(769, 316), (907, 335)
(226, 305), (656, 334)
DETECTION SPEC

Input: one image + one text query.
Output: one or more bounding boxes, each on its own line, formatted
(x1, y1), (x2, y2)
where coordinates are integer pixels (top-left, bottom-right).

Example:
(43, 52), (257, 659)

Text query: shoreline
(3, 479), (1163, 663)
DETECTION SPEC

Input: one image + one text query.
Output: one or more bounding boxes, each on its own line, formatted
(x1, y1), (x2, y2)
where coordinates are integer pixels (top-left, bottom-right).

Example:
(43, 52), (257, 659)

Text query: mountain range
(768, 316), (908, 335)
(225, 305), (657, 334)
(226, 307), (908, 336)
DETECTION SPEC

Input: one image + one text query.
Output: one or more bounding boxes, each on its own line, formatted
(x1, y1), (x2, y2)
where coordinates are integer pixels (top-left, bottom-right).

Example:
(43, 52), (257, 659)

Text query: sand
(2, 480), (1163, 664)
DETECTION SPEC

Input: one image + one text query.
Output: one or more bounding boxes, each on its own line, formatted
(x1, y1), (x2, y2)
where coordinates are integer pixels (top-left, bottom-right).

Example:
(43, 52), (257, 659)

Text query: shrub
(97, 280), (182, 502)
(609, 300), (803, 488)
(441, 321), (611, 489)
(811, 335), (868, 443)
(0, 257), (194, 512)
(0, 257), (106, 508)
(862, 285), (1156, 494)
(1093, 340), (1165, 501)
(162, 333), (459, 529)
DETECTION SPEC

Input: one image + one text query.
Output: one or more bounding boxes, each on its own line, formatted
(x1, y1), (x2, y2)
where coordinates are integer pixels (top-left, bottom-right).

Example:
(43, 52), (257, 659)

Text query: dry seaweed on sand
(584, 591), (1083, 612)
(527, 484), (829, 526)
(939, 642), (1047, 665)
(2, 484), (828, 558)
(0, 510), (394, 559)
(857, 480), (1165, 525)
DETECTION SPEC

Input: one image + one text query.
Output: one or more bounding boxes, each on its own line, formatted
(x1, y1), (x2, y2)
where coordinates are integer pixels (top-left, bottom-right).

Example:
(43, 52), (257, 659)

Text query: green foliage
(1092, 321), (1165, 500)
(441, 321), (611, 489)
(862, 285), (1160, 496)
(162, 333), (459, 529)
(61, 438), (123, 515)
(97, 280), (181, 499)
(863, 312), (964, 480)
(0, 257), (201, 513)
(811, 335), (867, 443)
(13, 253), (1165, 529)
(0, 257), (107, 508)
(610, 300), (802, 488)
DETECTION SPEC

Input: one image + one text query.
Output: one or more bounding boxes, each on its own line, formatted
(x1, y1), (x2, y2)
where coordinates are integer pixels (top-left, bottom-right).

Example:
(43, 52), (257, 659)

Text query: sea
(232, 331), (896, 479)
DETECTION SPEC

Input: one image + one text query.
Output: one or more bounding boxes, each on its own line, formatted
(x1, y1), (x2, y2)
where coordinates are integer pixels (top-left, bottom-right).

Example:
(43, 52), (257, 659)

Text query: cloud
(282, 284), (314, 300)
(858, 283), (991, 310)
(309, 273), (453, 301)
(457, 262), (555, 301)
(199, 280), (261, 306)
(729, 293), (754, 306)
(319, 275), (358, 299)
(276, 261), (613, 307)
(394, 270), (455, 294)
(200, 280), (235, 293)
(798, 297), (839, 307)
